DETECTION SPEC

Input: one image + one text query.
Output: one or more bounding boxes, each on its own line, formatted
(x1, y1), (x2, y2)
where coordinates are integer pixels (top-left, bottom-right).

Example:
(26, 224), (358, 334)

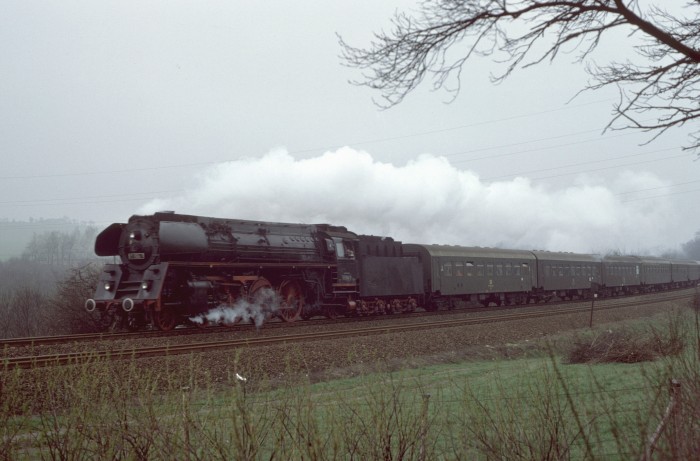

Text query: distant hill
(0, 218), (101, 261)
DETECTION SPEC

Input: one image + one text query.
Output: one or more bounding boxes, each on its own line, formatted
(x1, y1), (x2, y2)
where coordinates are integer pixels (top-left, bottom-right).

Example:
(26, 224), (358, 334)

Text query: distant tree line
(0, 263), (104, 338)
(0, 228), (106, 338)
(683, 233), (700, 260)
(21, 226), (99, 266)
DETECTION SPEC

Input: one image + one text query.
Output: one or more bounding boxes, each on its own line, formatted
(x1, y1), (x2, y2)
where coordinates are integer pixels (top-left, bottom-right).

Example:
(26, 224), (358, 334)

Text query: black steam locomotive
(85, 212), (423, 330)
(86, 212), (700, 331)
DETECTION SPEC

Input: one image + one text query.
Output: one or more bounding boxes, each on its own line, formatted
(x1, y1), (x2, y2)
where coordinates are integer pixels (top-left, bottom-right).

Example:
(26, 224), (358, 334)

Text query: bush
(567, 312), (687, 364)
(48, 264), (103, 334)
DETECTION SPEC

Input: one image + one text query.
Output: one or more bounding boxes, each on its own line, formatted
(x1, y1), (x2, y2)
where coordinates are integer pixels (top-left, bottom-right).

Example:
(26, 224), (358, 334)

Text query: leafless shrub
(0, 286), (49, 338)
(48, 264), (102, 334)
(569, 311), (687, 364)
(568, 330), (655, 364)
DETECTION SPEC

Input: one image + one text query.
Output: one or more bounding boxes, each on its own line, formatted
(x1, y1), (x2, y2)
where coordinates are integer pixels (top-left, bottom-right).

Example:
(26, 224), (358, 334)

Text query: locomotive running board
(167, 261), (336, 269)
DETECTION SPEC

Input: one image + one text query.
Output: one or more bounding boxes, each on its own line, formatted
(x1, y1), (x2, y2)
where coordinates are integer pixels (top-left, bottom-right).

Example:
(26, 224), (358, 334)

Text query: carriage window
(466, 262), (474, 277)
(559, 266), (564, 276)
(477, 264), (484, 277)
(505, 263), (512, 276)
(443, 262), (453, 276)
(487, 264), (494, 277)
(514, 264), (521, 276)
(496, 264), (503, 276)
(454, 262), (464, 277)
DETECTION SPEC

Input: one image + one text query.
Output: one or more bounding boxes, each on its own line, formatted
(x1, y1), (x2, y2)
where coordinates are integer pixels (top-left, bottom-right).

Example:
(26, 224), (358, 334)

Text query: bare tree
(0, 290), (12, 338)
(49, 264), (104, 334)
(340, 0), (700, 151)
(8, 286), (46, 338)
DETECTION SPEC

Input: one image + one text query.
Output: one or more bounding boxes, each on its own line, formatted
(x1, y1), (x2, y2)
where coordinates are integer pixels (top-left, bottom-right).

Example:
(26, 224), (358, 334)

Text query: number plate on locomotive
(128, 252), (145, 260)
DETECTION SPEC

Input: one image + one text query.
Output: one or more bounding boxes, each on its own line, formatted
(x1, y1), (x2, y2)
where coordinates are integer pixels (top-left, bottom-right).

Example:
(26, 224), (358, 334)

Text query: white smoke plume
(189, 287), (280, 328)
(141, 147), (683, 255)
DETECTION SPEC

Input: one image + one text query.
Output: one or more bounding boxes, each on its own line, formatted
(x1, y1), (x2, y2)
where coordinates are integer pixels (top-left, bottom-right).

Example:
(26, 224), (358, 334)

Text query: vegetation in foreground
(2, 305), (700, 459)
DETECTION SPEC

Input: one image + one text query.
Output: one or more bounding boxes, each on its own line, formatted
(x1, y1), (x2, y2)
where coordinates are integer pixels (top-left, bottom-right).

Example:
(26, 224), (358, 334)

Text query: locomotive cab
(315, 225), (360, 292)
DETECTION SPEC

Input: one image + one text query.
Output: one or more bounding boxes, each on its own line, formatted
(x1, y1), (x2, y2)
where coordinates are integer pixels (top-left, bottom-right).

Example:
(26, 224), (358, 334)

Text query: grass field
(2, 306), (699, 460)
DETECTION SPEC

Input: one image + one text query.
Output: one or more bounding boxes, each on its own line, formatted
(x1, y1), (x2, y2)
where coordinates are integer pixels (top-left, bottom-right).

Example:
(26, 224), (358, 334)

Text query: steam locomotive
(86, 212), (700, 331)
(85, 212), (422, 330)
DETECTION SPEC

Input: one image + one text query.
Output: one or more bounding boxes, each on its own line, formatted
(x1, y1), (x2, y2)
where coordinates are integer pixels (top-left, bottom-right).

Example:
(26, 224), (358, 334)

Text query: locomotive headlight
(104, 282), (113, 291)
(129, 230), (142, 241)
(141, 280), (151, 291)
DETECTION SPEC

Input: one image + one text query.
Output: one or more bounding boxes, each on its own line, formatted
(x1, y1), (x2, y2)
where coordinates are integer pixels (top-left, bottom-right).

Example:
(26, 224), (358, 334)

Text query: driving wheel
(277, 280), (304, 322)
(153, 308), (176, 331)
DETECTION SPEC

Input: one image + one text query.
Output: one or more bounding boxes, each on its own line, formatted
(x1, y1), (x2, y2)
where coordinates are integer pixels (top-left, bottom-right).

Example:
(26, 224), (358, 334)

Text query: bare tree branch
(339, 0), (700, 152)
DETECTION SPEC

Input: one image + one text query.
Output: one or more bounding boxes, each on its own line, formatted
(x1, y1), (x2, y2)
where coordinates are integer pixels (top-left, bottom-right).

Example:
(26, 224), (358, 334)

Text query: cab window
(332, 238), (345, 258)
(332, 238), (355, 259)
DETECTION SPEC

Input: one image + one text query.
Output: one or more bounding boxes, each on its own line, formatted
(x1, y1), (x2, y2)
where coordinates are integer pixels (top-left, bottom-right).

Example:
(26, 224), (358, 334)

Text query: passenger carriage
(531, 251), (601, 301)
(601, 255), (642, 296)
(403, 244), (537, 308)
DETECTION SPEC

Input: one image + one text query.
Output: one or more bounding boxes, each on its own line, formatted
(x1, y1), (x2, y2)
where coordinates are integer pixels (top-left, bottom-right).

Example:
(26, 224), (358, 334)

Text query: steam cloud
(141, 147), (684, 255)
(189, 287), (280, 328)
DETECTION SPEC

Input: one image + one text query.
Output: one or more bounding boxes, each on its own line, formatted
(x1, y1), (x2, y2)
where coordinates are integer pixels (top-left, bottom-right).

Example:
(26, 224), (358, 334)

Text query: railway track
(2, 289), (693, 370)
(1, 287), (695, 350)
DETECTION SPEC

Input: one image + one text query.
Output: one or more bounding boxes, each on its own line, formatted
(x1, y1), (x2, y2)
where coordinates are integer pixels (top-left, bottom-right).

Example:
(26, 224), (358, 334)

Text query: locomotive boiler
(85, 212), (424, 330)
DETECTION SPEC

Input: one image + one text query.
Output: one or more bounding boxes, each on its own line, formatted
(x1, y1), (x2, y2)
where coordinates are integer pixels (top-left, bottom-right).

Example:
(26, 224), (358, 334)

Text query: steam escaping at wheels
(189, 287), (282, 328)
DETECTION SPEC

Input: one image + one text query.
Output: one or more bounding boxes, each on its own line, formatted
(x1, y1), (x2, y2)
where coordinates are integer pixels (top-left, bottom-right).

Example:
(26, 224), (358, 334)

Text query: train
(85, 212), (700, 331)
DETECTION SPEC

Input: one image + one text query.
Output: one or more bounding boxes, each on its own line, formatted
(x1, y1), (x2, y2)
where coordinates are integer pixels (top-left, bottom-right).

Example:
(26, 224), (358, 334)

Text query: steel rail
(2, 290), (692, 370)
(0, 288), (694, 349)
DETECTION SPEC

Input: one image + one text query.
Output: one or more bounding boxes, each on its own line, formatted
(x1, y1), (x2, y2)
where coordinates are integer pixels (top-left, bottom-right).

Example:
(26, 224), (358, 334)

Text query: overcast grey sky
(1, 1), (698, 255)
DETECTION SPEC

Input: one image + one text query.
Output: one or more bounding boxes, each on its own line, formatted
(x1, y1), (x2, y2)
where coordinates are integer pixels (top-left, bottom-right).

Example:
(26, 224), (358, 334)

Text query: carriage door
(520, 262), (531, 290)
